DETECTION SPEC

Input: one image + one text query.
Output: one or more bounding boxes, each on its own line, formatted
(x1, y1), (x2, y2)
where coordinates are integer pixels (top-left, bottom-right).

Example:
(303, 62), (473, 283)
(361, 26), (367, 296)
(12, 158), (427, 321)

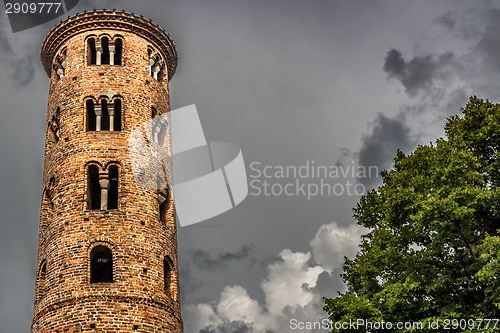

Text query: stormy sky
(1, 1), (500, 332)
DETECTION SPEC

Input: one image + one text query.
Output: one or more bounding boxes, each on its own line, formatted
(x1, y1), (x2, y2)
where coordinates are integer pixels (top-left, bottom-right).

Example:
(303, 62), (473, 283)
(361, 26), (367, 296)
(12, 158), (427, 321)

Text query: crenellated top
(40, 9), (178, 80)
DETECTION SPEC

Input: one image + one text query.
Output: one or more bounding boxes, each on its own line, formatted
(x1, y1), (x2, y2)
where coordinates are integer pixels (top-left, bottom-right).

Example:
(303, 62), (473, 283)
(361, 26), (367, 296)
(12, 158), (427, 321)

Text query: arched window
(112, 99), (122, 131)
(108, 165), (119, 210)
(87, 38), (96, 65)
(114, 38), (123, 66)
(90, 246), (113, 283)
(49, 107), (60, 143)
(86, 100), (96, 131)
(158, 187), (169, 224)
(101, 37), (110, 65)
(148, 49), (164, 81)
(163, 256), (173, 296)
(87, 164), (100, 210)
(151, 107), (167, 144)
(37, 260), (47, 298)
(100, 99), (110, 131)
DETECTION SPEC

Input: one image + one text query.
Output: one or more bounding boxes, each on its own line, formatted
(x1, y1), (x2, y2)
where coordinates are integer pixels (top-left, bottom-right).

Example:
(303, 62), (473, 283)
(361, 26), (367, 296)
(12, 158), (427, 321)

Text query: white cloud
(183, 222), (367, 333)
(310, 222), (366, 270)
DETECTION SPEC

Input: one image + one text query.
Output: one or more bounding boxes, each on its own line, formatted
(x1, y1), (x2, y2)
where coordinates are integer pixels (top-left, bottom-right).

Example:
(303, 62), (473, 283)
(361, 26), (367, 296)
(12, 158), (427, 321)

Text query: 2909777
(5, 2), (62, 14)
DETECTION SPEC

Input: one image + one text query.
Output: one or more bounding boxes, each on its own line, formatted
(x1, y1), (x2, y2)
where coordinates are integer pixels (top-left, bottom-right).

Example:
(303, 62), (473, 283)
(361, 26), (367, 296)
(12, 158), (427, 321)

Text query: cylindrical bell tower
(33, 9), (182, 332)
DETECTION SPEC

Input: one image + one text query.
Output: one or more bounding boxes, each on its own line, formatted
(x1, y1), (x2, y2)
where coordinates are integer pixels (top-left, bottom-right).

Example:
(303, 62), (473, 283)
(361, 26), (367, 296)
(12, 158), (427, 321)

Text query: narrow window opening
(90, 245), (113, 283)
(108, 165), (119, 210)
(158, 188), (169, 224)
(114, 38), (122, 66)
(163, 256), (173, 296)
(86, 100), (96, 131)
(87, 38), (96, 65)
(157, 64), (165, 82)
(113, 99), (122, 131)
(100, 100), (110, 131)
(87, 165), (100, 210)
(37, 260), (47, 300)
(49, 107), (60, 143)
(101, 37), (110, 65)
(46, 177), (56, 209)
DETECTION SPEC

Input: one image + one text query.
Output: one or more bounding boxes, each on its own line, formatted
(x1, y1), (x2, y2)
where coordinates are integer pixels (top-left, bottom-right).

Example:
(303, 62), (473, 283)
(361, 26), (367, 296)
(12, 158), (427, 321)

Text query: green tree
(324, 97), (500, 332)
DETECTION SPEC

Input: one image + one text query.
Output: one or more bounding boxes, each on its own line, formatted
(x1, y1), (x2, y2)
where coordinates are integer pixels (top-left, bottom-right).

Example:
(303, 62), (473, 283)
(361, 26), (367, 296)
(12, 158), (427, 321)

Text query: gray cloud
(435, 11), (459, 30)
(358, 113), (417, 188)
(383, 49), (457, 97)
(191, 245), (255, 271)
(0, 15), (41, 87)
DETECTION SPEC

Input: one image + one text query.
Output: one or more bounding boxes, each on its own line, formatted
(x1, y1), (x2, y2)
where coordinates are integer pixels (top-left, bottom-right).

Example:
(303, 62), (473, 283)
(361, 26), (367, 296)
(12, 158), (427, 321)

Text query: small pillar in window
(95, 106), (102, 131)
(149, 58), (155, 76)
(95, 39), (102, 65)
(99, 178), (110, 210)
(152, 65), (160, 80)
(108, 104), (115, 131)
(109, 44), (115, 66)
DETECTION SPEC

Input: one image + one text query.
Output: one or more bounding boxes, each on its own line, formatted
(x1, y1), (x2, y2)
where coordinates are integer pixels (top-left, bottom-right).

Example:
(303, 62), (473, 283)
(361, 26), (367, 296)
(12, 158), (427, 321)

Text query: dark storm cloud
(383, 49), (456, 97)
(435, 11), (459, 30)
(358, 113), (417, 188)
(191, 245), (255, 270)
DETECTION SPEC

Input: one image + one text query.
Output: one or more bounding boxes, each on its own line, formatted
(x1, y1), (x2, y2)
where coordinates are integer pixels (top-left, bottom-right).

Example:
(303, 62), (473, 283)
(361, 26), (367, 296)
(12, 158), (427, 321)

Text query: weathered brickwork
(33, 10), (182, 332)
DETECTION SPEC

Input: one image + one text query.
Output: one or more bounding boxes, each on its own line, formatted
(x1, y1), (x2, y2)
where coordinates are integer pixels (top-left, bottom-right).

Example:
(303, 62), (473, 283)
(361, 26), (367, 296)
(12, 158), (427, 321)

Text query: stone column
(99, 179), (110, 210)
(108, 105), (115, 131)
(153, 125), (161, 143)
(109, 45), (115, 66)
(152, 65), (160, 80)
(95, 107), (102, 131)
(149, 58), (155, 76)
(96, 39), (102, 65)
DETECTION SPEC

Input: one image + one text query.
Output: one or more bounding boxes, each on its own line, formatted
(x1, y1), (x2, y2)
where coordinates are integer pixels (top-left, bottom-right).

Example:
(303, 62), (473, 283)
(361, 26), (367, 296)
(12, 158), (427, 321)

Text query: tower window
(148, 49), (164, 81)
(90, 245), (113, 283)
(151, 107), (167, 144)
(87, 165), (100, 210)
(113, 99), (122, 131)
(158, 188), (169, 224)
(87, 38), (96, 65)
(49, 107), (61, 143)
(108, 165), (119, 210)
(37, 260), (47, 300)
(101, 37), (110, 65)
(163, 256), (173, 296)
(100, 99), (109, 131)
(114, 38), (123, 66)
(86, 98), (122, 132)
(86, 100), (96, 131)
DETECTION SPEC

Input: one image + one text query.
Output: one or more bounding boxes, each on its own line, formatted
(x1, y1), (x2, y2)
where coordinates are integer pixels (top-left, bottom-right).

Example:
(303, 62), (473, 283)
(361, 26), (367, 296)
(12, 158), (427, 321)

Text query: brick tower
(32, 10), (182, 332)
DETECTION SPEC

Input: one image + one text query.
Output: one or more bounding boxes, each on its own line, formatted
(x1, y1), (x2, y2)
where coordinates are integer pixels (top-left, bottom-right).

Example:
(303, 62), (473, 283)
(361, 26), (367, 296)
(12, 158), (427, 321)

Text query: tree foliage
(324, 97), (500, 332)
